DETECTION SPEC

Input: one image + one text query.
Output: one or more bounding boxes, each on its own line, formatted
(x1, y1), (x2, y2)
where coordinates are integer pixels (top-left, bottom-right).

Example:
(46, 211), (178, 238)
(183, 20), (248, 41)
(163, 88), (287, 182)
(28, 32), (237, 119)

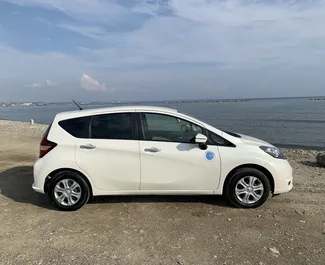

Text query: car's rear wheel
(225, 168), (271, 208)
(48, 171), (90, 211)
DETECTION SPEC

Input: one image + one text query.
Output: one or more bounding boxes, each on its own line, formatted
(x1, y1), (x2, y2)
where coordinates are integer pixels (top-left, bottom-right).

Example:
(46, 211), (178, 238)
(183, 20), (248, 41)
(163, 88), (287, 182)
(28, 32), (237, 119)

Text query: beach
(0, 120), (324, 264)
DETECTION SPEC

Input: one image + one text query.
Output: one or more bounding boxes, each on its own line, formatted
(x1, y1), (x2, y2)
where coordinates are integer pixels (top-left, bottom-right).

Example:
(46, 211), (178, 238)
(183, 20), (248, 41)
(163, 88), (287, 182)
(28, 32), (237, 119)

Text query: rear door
(75, 112), (141, 191)
(138, 112), (221, 191)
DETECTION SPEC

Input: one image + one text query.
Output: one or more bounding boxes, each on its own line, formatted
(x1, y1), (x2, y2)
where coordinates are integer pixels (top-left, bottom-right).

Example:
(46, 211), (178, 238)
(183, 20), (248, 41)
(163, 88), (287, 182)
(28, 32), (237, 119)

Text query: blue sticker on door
(205, 151), (215, 161)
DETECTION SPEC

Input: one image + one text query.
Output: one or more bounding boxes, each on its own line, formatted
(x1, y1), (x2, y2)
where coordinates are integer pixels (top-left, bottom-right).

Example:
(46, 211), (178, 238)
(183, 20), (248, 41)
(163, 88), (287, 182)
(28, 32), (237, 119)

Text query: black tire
(224, 168), (271, 208)
(48, 171), (90, 211)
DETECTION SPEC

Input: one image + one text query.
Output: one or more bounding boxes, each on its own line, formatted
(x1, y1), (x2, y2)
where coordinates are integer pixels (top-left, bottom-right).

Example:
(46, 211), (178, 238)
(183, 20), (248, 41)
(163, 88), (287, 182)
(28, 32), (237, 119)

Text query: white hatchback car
(33, 106), (293, 211)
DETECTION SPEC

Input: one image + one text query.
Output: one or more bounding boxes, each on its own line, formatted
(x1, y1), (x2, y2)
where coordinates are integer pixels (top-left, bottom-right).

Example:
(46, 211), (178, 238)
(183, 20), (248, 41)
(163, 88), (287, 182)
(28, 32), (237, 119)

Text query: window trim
(89, 112), (136, 140)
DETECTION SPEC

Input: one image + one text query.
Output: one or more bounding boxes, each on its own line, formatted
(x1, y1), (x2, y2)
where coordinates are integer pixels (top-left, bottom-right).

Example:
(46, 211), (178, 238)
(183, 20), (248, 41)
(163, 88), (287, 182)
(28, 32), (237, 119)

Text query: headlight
(259, 146), (285, 159)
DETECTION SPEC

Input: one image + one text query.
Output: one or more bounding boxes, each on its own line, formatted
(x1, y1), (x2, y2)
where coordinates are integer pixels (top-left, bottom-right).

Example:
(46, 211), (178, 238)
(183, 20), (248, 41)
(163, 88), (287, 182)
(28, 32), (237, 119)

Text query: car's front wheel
(225, 168), (271, 208)
(48, 171), (90, 211)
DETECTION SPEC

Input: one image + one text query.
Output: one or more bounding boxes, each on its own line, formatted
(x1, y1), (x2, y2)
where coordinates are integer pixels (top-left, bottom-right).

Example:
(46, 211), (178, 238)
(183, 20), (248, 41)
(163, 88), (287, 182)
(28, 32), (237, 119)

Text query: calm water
(1, 98), (325, 149)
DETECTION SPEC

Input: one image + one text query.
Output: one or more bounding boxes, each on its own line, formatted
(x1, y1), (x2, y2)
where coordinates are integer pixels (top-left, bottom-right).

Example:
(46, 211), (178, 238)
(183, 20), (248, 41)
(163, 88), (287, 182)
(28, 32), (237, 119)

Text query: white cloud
(4, 0), (325, 69)
(0, 44), (86, 81)
(80, 73), (113, 92)
(3, 0), (129, 23)
(29, 0), (324, 70)
(26, 79), (58, 88)
(45, 79), (57, 86)
(2, 0), (325, 100)
(27, 82), (42, 88)
(58, 24), (108, 39)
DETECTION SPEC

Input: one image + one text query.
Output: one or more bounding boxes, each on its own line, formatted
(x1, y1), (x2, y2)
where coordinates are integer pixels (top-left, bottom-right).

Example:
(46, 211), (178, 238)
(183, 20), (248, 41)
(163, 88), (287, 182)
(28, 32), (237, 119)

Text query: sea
(1, 97), (324, 149)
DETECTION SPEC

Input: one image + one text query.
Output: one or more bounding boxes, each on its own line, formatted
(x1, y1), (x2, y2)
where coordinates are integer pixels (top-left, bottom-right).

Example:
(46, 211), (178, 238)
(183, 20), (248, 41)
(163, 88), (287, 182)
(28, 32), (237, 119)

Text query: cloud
(4, 0), (325, 69)
(2, 0), (325, 101)
(3, 0), (130, 23)
(0, 44), (86, 81)
(57, 24), (108, 39)
(26, 79), (58, 88)
(80, 73), (112, 92)
(45, 79), (57, 86)
(27, 83), (42, 88)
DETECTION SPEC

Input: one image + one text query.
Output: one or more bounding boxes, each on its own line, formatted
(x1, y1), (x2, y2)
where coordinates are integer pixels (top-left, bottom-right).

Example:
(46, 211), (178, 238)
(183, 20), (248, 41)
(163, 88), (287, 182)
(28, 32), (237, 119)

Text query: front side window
(142, 113), (203, 143)
(91, 113), (133, 140)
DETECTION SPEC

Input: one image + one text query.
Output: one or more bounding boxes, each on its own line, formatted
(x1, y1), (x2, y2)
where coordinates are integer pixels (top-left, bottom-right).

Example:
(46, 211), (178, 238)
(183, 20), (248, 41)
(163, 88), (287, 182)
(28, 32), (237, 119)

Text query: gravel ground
(0, 120), (324, 265)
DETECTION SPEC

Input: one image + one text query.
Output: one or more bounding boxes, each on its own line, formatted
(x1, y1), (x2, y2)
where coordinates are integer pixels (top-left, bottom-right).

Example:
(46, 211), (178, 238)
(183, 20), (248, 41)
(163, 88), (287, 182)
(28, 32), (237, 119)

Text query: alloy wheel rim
(54, 179), (82, 206)
(235, 176), (264, 204)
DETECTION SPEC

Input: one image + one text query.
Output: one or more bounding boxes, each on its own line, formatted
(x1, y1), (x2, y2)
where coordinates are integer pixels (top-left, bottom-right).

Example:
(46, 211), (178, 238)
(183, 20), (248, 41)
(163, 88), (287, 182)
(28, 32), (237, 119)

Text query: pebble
(294, 209), (305, 215)
(269, 247), (280, 257)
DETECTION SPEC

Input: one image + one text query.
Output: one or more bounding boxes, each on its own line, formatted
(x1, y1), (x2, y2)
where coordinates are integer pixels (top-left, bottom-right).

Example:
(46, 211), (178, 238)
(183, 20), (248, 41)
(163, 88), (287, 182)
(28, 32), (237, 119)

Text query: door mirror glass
(195, 133), (207, 144)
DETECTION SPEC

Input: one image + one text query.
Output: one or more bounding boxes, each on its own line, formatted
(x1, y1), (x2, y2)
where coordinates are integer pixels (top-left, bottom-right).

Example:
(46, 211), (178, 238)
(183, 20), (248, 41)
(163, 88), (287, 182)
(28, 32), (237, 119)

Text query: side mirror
(195, 133), (208, 144)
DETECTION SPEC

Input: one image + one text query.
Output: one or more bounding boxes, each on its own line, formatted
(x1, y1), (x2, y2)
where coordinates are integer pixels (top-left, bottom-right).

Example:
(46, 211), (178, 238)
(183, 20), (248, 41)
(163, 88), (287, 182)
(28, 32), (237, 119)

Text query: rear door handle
(144, 147), (161, 153)
(80, 144), (96, 150)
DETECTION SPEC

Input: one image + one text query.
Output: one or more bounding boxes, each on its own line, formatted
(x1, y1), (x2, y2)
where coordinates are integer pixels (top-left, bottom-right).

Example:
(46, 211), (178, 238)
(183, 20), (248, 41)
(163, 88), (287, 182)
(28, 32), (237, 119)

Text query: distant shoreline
(1, 96), (325, 107)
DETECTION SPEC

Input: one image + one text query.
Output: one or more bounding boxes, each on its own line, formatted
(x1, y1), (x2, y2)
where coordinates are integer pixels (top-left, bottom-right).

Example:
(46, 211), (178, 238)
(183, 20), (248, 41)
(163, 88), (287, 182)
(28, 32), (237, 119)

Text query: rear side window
(90, 113), (133, 140)
(59, 116), (90, 138)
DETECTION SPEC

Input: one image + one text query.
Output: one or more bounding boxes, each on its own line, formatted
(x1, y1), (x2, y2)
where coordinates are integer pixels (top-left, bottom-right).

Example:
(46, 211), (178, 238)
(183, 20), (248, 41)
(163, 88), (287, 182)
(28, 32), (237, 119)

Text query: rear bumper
(32, 158), (46, 194)
(32, 183), (44, 194)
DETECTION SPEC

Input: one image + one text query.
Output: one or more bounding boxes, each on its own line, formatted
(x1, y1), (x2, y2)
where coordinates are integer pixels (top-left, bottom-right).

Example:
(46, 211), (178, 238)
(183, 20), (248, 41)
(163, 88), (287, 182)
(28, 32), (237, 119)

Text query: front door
(138, 113), (221, 191)
(75, 112), (140, 191)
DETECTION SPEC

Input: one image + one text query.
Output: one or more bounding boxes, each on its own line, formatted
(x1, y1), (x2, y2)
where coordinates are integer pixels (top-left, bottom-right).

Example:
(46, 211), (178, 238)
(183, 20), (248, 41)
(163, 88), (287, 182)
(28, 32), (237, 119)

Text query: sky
(0, 0), (325, 102)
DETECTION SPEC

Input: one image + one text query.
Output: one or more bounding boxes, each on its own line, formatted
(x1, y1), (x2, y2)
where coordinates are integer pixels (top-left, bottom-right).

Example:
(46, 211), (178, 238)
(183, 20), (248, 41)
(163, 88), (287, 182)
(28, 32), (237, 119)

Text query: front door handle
(144, 147), (161, 153)
(80, 144), (96, 150)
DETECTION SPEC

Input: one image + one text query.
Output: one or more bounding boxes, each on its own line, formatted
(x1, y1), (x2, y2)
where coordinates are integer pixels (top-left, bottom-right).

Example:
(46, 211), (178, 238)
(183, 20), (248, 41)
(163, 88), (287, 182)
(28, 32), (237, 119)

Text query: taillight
(39, 125), (57, 158)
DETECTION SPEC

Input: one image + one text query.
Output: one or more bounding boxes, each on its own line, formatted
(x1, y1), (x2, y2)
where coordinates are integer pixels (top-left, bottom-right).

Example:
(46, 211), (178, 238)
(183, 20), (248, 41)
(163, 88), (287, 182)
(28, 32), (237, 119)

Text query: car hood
(237, 133), (274, 147)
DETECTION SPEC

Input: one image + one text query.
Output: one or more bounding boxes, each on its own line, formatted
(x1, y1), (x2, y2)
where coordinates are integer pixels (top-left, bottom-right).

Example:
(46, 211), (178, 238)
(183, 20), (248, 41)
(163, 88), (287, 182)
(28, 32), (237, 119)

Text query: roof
(54, 105), (178, 120)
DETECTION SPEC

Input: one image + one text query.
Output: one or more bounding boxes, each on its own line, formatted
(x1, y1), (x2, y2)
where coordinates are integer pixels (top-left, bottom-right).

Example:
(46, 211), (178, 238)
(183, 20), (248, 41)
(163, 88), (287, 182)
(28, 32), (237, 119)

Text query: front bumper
(273, 176), (293, 194)
(267, 159), (293, 194)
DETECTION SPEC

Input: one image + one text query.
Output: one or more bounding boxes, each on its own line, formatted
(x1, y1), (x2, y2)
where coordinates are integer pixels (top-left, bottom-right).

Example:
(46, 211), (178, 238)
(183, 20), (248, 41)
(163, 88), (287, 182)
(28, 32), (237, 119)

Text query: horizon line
(1, 95), (325, 104)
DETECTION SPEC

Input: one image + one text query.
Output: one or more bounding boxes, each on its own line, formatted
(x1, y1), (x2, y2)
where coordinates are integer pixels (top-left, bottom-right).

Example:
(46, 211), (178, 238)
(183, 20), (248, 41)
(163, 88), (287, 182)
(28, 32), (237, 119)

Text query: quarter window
(91, 113), (133, 140)
(142, 113), (203, 143)
(59, 116), (90, 138)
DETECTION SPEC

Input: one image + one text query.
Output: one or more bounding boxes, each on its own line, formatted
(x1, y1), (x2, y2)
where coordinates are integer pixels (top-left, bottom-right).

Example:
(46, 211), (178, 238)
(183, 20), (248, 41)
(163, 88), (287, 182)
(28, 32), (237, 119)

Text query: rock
(316, 153), (325, 167)
(299, 220), (306, 224)
(269, 247), (280, 257)
(294, 209), (305, 215)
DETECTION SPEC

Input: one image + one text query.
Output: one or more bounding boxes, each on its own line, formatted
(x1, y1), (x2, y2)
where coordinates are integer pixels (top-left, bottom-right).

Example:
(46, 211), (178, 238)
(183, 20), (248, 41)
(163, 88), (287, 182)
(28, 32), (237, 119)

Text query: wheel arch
(222, 164), (275, 194)
(44, 168), (93, 197)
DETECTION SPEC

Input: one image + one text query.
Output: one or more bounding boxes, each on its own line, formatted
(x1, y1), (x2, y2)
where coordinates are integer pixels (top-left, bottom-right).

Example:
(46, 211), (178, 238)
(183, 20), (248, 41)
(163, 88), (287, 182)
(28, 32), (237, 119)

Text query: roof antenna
(72, 100), (83, 110)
